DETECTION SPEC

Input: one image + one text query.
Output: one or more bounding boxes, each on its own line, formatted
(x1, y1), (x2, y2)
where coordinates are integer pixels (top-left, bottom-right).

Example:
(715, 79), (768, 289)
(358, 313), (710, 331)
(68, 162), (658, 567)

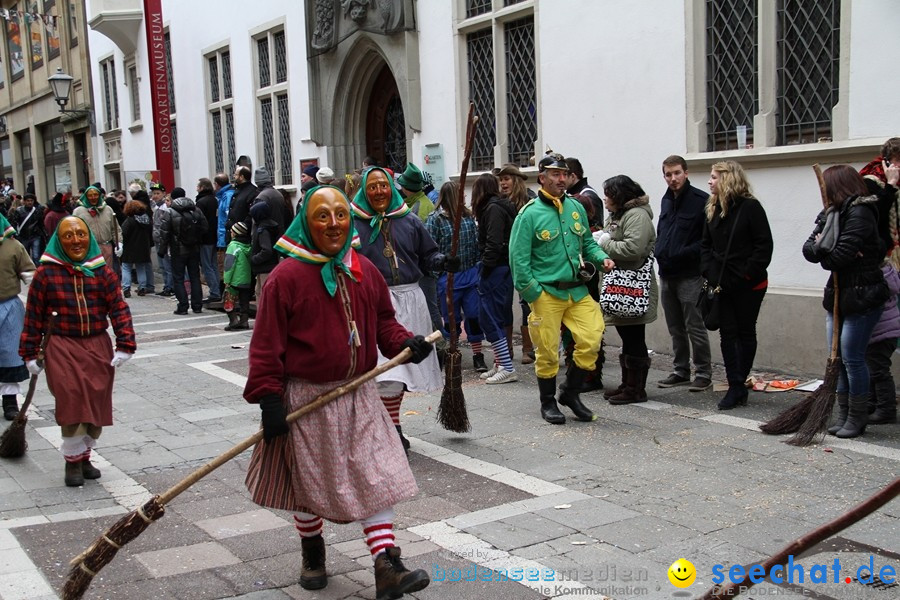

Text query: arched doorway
(365, 65), (406, 173)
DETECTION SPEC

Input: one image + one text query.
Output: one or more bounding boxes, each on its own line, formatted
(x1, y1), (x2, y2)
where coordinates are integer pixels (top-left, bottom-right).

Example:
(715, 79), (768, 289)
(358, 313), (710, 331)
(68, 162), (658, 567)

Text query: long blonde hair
(706, 160), (753, 221)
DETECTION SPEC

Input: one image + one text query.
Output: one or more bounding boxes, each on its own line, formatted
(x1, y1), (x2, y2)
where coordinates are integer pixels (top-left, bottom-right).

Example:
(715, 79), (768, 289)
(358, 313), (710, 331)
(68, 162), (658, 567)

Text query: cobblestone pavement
(1, 292), (898, 600)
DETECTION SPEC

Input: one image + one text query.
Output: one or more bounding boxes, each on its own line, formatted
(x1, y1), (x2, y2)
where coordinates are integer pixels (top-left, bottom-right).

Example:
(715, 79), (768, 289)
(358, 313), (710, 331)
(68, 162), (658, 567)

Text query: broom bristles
(759, 393), (816, 435)
(438, 350), (470, 433)
(62, 496), (166, 599)
(787, 387), (836, 447)
(0, 415), (28, 458)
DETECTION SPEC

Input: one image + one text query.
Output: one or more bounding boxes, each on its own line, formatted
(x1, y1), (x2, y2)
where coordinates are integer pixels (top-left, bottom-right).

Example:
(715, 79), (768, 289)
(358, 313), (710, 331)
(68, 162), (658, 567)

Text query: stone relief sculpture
(309, 0), (406, 53)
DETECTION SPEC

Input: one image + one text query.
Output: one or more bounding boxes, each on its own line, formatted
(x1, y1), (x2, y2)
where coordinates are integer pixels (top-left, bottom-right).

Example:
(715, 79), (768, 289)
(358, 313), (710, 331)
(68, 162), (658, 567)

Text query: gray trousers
(660, 275), (712, 379)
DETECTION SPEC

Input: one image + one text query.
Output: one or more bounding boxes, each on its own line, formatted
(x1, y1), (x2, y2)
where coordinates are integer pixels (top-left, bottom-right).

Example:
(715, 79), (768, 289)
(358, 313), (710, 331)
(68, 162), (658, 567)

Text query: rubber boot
(223, 312), (240, 331)
(81, 459), (101, 480)
(300, 534), (328, 590)
(603, 354), (628, 400)
(608, 356), (649, 405)
(538, 377), (565, 425)
(557, 366), (596, 421)
(395, 425), (410, 457)
(835, 395), (868, 438)
(64, 461), (84, 487)
(374, 547), (430, 600)
(472, 353), (488, 373)
(520, 326), (535, 364)
(581, 367), (604, 393)
(827, 393), (849, 435)
(868, 380), (898, 424)
(2, 394), (19, 421)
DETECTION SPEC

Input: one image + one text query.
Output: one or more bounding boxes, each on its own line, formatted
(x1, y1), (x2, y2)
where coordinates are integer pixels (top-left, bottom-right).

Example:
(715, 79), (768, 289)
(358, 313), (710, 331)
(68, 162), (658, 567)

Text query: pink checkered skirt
(244, 377), (418, 522)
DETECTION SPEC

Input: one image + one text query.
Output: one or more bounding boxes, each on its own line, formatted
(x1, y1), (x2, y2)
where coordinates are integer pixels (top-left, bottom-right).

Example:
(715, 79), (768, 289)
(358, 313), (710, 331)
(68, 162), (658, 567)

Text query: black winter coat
(250, 219), (279, 274)
(477, 195), (516, 272)
(656, 182), (708, 278)
(700, 196), (773, 291)
(121, 213), (153, 264)
(12, 204), (45, 241)
(802, 195), (889, 315)
(195, 190), (219, 246)
(226, 181), (258, 233)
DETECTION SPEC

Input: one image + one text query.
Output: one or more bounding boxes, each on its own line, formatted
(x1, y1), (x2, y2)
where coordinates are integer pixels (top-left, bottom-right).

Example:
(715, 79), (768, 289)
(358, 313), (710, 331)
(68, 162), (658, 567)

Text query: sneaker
(485, 368), (517, 384)
(657, 373), (690, 388)
(480, 364), (501, 380)
(688, 377), (713, 392)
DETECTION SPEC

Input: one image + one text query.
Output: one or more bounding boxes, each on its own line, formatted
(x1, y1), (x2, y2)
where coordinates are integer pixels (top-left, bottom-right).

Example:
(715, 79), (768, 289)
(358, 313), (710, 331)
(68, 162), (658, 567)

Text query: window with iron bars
(127, 62), (140, 123)
(206, 47), (235, 175)
(461, 2), (537, 172)
(163, 28), (180, 170)
(255, 27), (292, 185)
(704, 0), (839, 151)
(100, 58), (119, 132)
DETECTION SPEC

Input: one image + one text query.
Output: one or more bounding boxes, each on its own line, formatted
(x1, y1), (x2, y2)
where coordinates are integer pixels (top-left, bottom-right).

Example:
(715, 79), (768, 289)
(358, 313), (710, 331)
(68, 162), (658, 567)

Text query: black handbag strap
(714, 201), (746, 290)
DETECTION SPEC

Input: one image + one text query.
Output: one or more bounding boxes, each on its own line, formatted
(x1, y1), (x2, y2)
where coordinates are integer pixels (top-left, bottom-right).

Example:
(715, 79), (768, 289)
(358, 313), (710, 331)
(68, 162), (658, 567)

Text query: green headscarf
(350, 167), (411, 243)
(0, 212), (15, 240)
(274, 185), (362, 297)
(77, 185), (107, 213)
(40, 216), (106, 277)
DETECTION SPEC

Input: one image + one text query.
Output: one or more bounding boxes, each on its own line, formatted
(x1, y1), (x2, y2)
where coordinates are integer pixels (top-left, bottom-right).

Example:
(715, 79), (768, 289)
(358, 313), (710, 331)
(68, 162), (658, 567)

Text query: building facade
(83, 0), (900, 373)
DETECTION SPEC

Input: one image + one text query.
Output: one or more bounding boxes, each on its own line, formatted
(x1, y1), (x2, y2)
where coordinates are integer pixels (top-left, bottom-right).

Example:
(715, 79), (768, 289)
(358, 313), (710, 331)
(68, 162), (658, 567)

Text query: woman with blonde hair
(700, 160), (773, 410)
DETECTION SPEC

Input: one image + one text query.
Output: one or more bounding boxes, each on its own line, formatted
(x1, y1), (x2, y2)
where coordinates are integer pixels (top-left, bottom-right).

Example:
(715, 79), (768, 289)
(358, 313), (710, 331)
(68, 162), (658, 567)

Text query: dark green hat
(397, 163), (424, 192)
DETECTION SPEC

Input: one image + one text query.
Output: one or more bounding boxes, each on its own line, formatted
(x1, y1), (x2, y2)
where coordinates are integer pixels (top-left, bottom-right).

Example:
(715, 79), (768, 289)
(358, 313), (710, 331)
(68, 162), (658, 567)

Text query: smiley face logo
(668, 559), (696, 588)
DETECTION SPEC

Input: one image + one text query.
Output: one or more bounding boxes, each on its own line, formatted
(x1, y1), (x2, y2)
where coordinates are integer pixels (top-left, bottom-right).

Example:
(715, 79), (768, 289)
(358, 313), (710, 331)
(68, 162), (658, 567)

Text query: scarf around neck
(40, 216), (106, 277)
(77, 185), (107, 214)
(0, 212), (15, 240)
(350, 167), (411, 243)
(274, 185), (363, 297)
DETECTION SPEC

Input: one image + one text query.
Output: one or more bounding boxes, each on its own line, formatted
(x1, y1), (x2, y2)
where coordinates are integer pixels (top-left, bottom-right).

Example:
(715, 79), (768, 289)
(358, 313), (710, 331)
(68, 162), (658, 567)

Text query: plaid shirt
(20, 263), (136, 360)
(424, 211), (479, 271)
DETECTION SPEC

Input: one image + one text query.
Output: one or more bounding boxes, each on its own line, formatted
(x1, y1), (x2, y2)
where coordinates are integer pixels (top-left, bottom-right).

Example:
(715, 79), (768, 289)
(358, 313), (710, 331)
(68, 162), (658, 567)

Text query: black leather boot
(538, 377), (565, 424)
(835, 394), (868, 438)
(827, 393), (849, 435)
(223, 312), (240, 331)
(300, 534), (328, 590)
(374, 547), (430, 600)
(717, 384), (748, 410)
(2, 394), (19, 421)
(869, 380), (898, 424)
(557, 366), (596, 421)
(472, 352), (488, 373)
(64, 461), (84, 487)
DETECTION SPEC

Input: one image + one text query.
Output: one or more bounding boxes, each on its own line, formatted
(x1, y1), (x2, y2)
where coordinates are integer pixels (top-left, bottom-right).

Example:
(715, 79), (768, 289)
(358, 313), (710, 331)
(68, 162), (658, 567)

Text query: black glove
(401, 335), (433, 364)
(259, 394), (289, 442)
(443, 255), (461, 273)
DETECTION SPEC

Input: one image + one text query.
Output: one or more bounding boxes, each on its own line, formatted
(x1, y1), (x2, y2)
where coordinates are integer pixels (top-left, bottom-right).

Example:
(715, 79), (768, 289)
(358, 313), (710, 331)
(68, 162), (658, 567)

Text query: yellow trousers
(527, 292), (605, 379)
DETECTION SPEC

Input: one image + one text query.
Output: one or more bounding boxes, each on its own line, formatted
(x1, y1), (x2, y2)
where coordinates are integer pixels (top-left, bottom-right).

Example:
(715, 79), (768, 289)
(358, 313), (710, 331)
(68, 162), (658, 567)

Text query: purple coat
(870, 263), (900, 344)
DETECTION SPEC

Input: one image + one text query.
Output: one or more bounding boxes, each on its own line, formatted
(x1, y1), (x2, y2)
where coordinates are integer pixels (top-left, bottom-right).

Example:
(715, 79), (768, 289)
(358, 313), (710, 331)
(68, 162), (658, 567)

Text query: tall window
(163, 29), (179, 169)
(254, 28), (291, 184)
(704, 0), (840, 151)
(100, 57), (119, 131)
(44, 0), (60, 59)
(7, 3), (25, 81)
(27, 1), (43, 69)
(127, 61), (140, 123)
(68, 0), (78, 47)
(460, 1), (537, 172)
(206, 47), (234, 175)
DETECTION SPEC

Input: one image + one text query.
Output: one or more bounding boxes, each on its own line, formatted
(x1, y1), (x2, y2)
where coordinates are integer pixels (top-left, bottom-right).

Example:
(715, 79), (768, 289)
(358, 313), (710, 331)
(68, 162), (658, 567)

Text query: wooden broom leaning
(0, 312), (56, 458)
(437, 102), (478, 433)
(760, 165), (839, 442)
(62, 330), (442, 600)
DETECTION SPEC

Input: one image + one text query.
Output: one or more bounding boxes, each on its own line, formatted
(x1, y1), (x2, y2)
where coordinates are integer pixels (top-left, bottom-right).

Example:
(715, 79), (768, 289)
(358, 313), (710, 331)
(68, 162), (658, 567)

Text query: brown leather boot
(608, 355), (649, 405)
(374, 547), (430, 600)
(603, 354), (628, 400)
(520, 326), (535, 364)
(64, 461), (84, 487)
(300, 534), (327, 590)
(81, 460), (101, 480)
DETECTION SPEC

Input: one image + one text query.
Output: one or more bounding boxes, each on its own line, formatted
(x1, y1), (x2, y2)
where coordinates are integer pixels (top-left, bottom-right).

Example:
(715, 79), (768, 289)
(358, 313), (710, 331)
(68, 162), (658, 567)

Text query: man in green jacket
(509, 153), (615, 425)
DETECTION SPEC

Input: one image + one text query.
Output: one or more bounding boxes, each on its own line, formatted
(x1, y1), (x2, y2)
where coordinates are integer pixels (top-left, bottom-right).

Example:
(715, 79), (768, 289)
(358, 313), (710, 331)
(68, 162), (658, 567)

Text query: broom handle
(813, 164), (841, 360)
(699, 476), (900, 600)
(157, 330), (443, 506)
(15, 312), (57, 421)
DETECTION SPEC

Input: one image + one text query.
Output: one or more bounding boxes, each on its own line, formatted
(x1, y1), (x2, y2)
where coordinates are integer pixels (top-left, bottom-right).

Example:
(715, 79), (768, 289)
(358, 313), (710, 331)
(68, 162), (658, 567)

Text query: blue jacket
(215, 184), (235, 248)
(655, 181), (708, 278)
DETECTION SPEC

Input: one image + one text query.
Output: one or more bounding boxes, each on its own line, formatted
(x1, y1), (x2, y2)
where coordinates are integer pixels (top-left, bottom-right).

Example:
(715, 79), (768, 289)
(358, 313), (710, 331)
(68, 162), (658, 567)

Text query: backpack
(178, 209), (201, 247)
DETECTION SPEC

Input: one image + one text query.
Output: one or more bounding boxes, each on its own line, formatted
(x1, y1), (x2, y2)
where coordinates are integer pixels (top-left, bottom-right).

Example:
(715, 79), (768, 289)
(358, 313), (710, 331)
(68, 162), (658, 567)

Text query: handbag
(697, 203), (745, 331)
(599, 254), (654, 318)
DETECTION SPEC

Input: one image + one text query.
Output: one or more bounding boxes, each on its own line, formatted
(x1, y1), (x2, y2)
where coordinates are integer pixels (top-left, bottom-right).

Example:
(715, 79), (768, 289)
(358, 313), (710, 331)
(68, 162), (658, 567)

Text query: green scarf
(77, 185), (107, 213)
(274, 185), (362, 297)
(40, 216), (106, 277)
(0, 212), (14, 240)
(350, 167), (411, 243)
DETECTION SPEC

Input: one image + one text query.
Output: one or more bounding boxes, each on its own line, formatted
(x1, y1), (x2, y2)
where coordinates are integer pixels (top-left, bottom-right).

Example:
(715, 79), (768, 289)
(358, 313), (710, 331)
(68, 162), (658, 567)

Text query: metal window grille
(466, 0), (491, 18)
(505, 16), (536, 167)
(212, 111), (224, 174)
(222, 51), (232, 99)
(705, 0), (758, 151)
(776, 0), (839, 145)
(128, 65), (140, 121)
(260, 98), (275, 177)
(467, 28), (496, 172)
(110, 60), (119, 128)
(258, 37), (271, 88)
(274, 31), (287, 84)
(164, 31), (176, 114)
(172, 120), (180, 169)
(102, 61), (114, 131)
(209, 56), (219, 103)
(225, 107), (235, 172)
(277, 94), (292, 184)
(384, 96), (407, 173)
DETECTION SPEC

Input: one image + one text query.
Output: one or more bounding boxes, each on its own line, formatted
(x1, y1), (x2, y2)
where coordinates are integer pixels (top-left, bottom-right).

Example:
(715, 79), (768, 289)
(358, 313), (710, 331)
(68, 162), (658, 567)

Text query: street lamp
(48, 67), (92, 121)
